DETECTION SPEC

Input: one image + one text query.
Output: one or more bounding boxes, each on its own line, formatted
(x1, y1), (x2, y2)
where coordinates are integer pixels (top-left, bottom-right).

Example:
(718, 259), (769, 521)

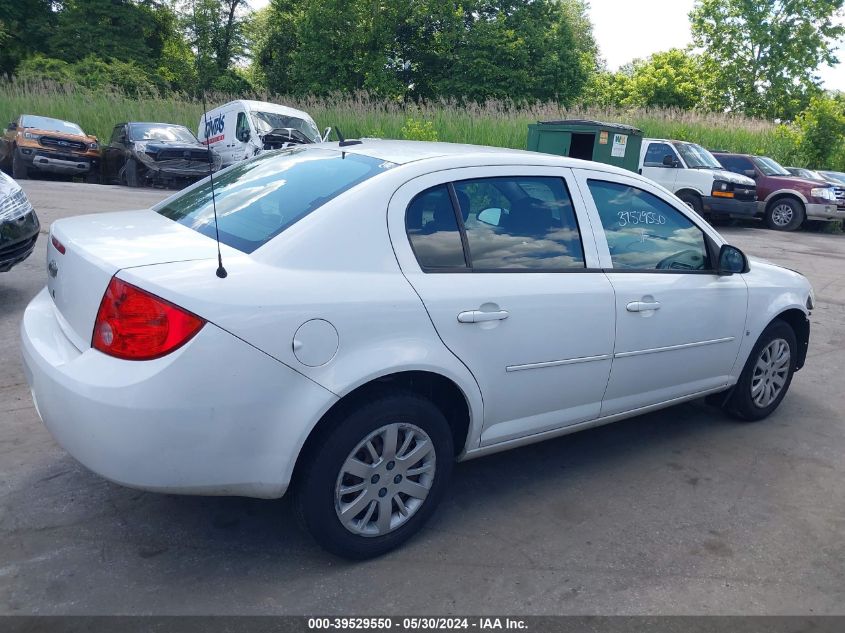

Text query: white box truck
(197, 100), (328, 167)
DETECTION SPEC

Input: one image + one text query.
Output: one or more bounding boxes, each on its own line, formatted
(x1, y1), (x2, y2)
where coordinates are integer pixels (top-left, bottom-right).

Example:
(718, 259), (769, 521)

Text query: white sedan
(21, 140), (813, 558)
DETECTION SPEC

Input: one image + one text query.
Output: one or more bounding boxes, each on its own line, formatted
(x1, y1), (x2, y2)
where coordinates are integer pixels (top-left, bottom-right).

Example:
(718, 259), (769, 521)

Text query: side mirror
(743, 169), (757, 179)
(322, 127), (332, 142)
(718, 244), (747, 276)
(7, 122), (17, 131)
(662, 154), (679, 168)
(237, 129), (251, 142)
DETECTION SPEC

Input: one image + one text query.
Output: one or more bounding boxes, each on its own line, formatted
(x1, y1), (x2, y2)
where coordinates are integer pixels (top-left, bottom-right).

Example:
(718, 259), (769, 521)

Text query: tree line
(1, 0), (844, 123)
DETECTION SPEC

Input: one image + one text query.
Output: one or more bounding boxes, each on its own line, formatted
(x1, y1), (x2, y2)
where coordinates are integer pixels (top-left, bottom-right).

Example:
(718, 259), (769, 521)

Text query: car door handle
(626, 301), (661, 312)
(457, 310), (510, 323)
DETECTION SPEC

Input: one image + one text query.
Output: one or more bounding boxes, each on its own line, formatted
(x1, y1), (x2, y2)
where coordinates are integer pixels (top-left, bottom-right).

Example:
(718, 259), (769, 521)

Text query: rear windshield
(156, 148), (395, 253)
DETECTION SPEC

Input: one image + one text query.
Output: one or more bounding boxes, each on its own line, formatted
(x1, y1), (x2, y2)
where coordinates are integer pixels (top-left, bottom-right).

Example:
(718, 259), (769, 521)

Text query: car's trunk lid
(47, 209), (234, 350)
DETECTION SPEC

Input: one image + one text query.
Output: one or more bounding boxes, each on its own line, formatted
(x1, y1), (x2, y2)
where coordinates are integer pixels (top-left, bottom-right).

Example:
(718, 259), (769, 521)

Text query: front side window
(588, 180), (711, 271)
(454, 176), (585, 270)
(157, 148), (395, 253)
(236, 112), (250, 142)
(643, 143), (676, 167)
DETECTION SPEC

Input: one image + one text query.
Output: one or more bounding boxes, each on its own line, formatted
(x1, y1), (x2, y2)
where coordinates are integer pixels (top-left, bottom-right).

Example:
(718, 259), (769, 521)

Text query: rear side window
(455, 177), (584, 270)
(406, 185), (467, 269)
(405, 176), (586, 272)
(157, 148), (395, 253)
(587, 180), (711, 271)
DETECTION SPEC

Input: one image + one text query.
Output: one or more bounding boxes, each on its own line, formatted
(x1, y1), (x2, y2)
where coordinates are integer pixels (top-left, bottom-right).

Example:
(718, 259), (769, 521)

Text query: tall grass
(0, 80), (796, 162)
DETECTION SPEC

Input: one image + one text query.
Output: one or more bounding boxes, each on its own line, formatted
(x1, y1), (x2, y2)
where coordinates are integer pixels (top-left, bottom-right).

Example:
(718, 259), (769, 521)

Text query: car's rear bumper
(703, 196), (757, 217)
(0, 209), (39, 272)
(21, 287), (337, 498)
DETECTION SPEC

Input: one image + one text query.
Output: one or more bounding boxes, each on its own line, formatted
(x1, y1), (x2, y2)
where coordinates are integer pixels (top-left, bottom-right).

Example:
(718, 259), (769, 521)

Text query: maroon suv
(713, 152), (841, 231)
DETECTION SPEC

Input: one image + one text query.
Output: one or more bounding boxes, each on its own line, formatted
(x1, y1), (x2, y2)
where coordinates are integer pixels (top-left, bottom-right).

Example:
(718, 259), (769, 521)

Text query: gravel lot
(1, 180), (843, 615)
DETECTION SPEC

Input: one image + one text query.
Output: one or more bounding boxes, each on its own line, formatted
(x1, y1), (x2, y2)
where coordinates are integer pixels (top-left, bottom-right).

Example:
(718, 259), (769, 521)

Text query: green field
(0, 81), (798, 162)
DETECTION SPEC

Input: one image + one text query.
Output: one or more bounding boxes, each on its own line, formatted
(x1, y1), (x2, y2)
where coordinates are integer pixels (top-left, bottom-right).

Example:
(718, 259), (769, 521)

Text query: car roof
(309, 139), (634, 175)
(213, 100), (315, 121)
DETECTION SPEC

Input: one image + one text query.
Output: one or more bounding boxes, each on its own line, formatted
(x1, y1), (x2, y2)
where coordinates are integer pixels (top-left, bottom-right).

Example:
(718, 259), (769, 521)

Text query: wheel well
(774, 308), (810, 370)
(766, 193), (804, 212)
(675, 188), (701, 200)
(291, 371), (471, 485)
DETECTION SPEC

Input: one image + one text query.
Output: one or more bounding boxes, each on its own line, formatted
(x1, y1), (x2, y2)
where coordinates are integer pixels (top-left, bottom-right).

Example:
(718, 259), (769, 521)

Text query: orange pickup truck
(1, 114), (100, 182)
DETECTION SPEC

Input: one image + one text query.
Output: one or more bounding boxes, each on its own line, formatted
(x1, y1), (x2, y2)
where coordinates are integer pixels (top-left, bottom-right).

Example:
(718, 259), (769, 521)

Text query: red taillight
(92, 278), (205, 361)
(51, 235), (66, 254)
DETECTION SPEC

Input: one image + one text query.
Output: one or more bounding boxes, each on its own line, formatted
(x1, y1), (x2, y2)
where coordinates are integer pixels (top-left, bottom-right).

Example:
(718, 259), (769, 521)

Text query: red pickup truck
(713, 152), (841, 231)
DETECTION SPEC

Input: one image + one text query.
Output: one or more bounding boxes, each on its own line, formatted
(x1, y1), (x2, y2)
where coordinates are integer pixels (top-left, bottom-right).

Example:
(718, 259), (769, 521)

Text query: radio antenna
(194, 0), (227, 279)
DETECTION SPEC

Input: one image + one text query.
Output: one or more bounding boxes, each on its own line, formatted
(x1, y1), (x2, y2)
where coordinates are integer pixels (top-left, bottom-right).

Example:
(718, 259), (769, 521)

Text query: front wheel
(765, 198), (805, 231)
(725, 320), (797, 421)
(295, 392), (453, 559)
(124, 158), (142, 187)
(12, 150), (28, 179)
(677, 191), (704, 218)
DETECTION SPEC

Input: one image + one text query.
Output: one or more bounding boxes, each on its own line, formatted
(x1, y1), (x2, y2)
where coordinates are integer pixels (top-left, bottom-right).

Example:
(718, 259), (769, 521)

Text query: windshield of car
(754, 156), (791, 176)
(250, 111), (320, 142)
(21, 115), (84, 136)
(819, 171), (845, 185)
(156, 148), (396, 253)
(673, 142), (722, 169)
(128, 123), (198, 143)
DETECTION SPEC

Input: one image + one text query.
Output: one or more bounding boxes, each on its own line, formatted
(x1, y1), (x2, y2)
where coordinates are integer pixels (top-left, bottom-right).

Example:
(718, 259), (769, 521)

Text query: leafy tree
(15, 55), (75, 83)
(794, 94), (845, 168)
(626, 49), (705, 109)
(691, 0), (845, 120)
(50, 0), (171, 67)
(255, 0), (597, 103)
(185, 0), (251, 90)
(0, 0), (55, 77)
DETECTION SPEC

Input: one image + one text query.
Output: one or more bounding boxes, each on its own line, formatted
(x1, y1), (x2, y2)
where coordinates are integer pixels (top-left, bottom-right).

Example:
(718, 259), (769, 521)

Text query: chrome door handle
(457, 310), (509, 323)
(626, 301), (661, 312)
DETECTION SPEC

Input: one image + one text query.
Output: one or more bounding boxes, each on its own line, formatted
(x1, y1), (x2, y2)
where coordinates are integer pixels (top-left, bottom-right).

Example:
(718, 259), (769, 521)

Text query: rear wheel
(724, 320), (797, 421)
(295, 392), (453, 559)
(12, 150), (28, 179)
(765, 198), (805, 231)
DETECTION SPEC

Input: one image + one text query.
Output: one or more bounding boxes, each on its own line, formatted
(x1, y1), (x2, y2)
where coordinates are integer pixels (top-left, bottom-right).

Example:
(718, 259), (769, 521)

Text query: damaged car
(102, 122), (222, 188)
(0, 170), (39, 273)
(198, 100), (327, 167)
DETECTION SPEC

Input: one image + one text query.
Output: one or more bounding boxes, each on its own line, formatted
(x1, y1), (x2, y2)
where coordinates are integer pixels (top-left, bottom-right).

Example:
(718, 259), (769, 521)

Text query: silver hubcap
(751, 338), (790, 408)
(771, 204), (794, 227)
(335, 423), (436, 537)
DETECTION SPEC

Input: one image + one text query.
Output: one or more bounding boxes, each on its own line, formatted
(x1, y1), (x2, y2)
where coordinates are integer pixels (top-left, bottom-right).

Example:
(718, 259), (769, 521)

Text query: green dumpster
(527, 120), (643, 173)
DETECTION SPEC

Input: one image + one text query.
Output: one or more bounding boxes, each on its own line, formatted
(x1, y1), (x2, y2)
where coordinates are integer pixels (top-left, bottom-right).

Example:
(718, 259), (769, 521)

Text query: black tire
(11, 150), (28, 179)
(85, 170), (100, 185)
(677, 191), (704, 218)
(295, 391), (454, 559)
(765, 198), (805, 231)
(125, 158), (141, 187)
(724, 320), (797, 421)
